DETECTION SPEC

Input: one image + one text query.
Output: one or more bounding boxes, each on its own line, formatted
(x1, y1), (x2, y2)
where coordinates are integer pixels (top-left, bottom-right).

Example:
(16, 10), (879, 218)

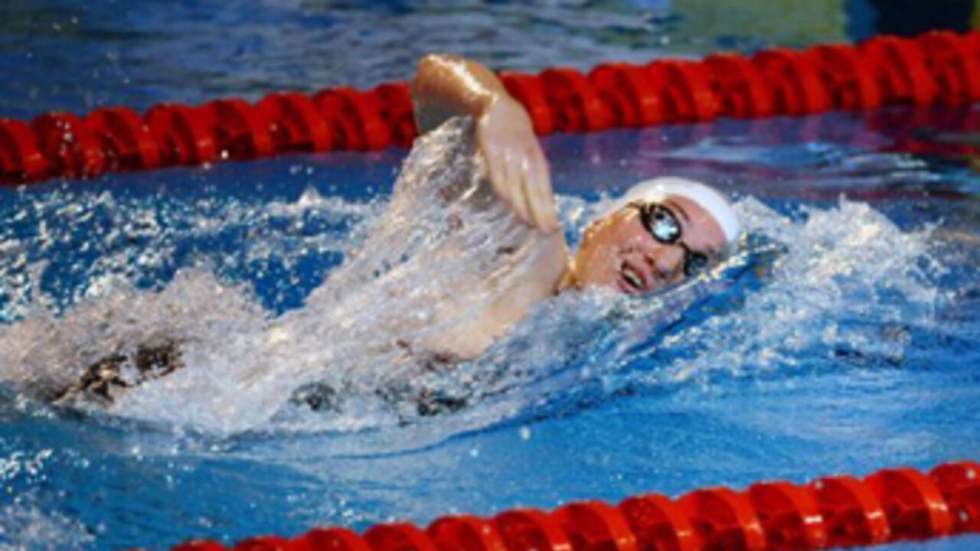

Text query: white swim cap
(599, 177), (741, 244)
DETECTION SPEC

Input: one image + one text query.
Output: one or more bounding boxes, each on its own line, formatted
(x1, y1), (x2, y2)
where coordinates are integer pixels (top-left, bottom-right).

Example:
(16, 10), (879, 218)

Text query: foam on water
(0, 448), (93, 550)
(0, 118), (947, 447)
(654, 196), (943, 383)
(0, 499), (93, 551)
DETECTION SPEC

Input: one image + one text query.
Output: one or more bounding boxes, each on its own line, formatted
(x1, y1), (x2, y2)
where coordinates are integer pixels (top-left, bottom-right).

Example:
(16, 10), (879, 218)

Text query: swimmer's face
(570, 195), (727, 294)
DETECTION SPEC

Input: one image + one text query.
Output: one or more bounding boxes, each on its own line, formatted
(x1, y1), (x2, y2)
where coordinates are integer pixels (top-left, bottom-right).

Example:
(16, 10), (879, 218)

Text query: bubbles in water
(0, 497), (92, 551)
(0, 448), (91, 551)
(652, 195), (943, 385)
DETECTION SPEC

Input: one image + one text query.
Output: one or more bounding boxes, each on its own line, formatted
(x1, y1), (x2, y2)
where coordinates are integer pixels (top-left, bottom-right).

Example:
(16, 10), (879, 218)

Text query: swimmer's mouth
(619, 261), (648, 294)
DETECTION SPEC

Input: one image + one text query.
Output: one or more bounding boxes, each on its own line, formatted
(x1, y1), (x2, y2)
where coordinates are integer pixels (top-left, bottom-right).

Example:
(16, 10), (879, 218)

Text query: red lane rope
(165, 460), (980, 551)
(4, 29), (980, 184)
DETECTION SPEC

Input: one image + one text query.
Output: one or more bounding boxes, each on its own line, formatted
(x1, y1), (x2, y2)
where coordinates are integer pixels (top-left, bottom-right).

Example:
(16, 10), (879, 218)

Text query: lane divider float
(164, 460), (980, 551)
(5, 30), (980, 184)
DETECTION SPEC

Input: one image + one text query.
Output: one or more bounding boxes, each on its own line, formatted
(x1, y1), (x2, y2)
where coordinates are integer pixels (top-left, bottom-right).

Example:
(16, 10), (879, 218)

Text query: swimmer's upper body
(411, 54), (741, 359)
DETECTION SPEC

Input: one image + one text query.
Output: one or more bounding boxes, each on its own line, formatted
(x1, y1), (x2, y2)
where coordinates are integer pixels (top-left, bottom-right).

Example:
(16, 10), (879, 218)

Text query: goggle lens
(648, 207), (681, 243)
(630, 201), (712, 280)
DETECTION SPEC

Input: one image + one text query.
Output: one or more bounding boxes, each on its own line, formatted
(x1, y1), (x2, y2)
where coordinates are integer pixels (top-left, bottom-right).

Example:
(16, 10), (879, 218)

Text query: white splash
(0, 118), (584, 434)
(0, 499), (92, 551)
(0, 119), (946, 442)
(655, 196), (942, 384)
(0, 449), (92, 550)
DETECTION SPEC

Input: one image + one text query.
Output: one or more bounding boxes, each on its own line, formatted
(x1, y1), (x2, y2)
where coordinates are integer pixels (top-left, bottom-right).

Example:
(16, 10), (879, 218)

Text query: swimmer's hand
(477, 97), (559, 233)
(411, 53), (558, 233)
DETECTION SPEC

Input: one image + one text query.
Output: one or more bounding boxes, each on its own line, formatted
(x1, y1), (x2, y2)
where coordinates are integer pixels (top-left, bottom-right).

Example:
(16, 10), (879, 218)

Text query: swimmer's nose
(645, 245), (685, 282)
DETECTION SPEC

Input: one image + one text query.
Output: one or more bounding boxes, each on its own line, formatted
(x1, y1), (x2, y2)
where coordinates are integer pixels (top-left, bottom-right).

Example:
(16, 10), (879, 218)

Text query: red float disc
(808, 45), (882, 110)
(427, 515), (507, 551)
(677, 487), (767, 551)
(747, 481), (827, 550)
(0, 118), (48, 182)
(203, 98), (275, 160)
(540, 67), (615, 132)
(935, 477), (980, 534)
(144, 104), (218, 166)
(810, 475), (890, 547)
(552, 501), (636, 551)
(930, 458), (980, 529)
(373, 82), (417, 147)
(355, 88), (394, 150)
(645, 60), (721, 122)
(962, 31), (980, 86)
(233, 536), (297, 551)
(313, 91), (362, 150)
(588, 63), (638, 127)
(588, 63), (665, 127)
(704, 53), (774, 118)
(31, 112), (107, 179)
(753, 49), (832, 115)
(618, 493), (699, 551)
(303, 528), (372, 551)
(494, 508), (572, 551)
(916, 31), (980, 103)
(860, 35), (937, 105)
(255, 92), (333, 153)
(865, 467), (953, 540)
(363, 523), (438, 551)
(86, 106), (161, 171)
(313, 87), (391, 151)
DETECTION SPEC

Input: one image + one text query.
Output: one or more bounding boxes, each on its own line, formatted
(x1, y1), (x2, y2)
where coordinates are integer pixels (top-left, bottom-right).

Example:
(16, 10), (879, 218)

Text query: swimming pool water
(1, 2), (980, 550)
(0, 109), (977, 550)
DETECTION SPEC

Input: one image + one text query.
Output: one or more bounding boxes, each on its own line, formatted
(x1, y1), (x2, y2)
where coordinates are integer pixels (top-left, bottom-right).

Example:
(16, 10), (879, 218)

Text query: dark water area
(1, 0), (978, 119)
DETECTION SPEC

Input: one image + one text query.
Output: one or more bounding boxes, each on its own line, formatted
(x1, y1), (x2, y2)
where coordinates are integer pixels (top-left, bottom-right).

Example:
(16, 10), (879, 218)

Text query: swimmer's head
(565, 177), (740, 294)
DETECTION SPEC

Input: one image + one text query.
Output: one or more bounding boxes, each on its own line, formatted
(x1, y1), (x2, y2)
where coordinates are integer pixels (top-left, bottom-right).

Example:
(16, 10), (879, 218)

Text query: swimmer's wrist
(480, 96), (529, 128)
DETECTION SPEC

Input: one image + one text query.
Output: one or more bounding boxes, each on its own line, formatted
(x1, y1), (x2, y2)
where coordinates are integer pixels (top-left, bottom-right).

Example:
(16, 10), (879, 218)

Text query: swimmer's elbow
(411, 54), (507, 133)
(415, 53), (460, 77)
(419, 326), (493, 362)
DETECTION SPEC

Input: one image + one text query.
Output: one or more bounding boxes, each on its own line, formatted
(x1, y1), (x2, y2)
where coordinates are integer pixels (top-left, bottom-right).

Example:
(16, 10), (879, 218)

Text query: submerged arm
(411, 54), (559, 232)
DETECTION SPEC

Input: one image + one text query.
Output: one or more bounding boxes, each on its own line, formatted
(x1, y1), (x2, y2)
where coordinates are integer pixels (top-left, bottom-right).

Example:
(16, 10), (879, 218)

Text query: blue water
(1, 2), (979, 550)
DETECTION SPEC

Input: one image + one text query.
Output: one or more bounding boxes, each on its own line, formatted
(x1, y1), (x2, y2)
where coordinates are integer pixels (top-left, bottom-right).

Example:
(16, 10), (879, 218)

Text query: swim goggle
(628, 201), (711, 278)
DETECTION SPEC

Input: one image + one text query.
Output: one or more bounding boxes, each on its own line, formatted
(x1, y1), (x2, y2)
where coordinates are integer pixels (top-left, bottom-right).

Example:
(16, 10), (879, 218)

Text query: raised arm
(410, 54), (559, 233)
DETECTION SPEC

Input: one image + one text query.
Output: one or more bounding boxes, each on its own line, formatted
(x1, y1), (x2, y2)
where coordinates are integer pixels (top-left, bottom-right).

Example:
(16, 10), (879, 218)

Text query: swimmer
(406, 54), (740, 360)
(53, 54), (740, 411)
